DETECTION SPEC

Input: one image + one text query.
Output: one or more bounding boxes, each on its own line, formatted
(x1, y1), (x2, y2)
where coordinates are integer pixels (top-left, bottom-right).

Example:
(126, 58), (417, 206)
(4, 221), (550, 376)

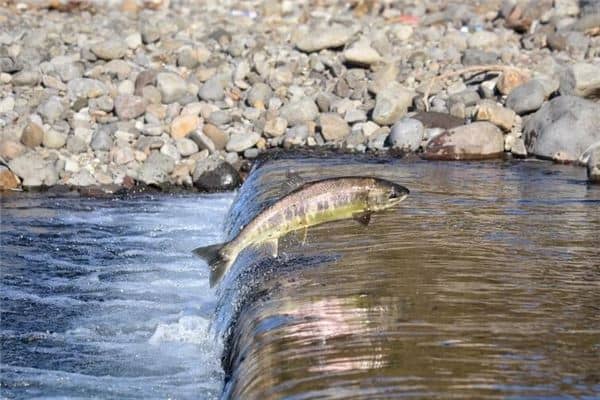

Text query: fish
(193, 176), (410, 287)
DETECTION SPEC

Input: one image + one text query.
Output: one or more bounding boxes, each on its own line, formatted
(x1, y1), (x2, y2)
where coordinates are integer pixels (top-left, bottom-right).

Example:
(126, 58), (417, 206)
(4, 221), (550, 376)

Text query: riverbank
(1, 0), (600, 192)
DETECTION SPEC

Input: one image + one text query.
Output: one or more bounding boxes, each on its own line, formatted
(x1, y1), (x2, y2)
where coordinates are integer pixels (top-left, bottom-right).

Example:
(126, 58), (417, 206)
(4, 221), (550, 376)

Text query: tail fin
(192, 243), (231, 288)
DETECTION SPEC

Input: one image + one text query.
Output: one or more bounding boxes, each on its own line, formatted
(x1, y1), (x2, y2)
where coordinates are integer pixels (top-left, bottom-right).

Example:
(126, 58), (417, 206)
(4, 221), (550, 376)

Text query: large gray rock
(137, 151), (175, 185)
(8, 152), (60, 186)
(372, 84), (413, 125)
(422, 122), (504, 160)
(279, 97), (319, 126)
(193, 159), (241, 192)
(387, 118), (424, 151)
(156, 72), (187, 104)
(524, 96), (600, 162)
(559, 63), (600, 98)
(295, 25), (355, 52)
(505, 80), (546, 115)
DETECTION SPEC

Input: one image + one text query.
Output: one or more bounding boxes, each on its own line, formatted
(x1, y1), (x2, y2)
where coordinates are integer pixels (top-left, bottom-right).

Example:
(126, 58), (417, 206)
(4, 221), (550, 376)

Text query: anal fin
(353, 212), (372, 226)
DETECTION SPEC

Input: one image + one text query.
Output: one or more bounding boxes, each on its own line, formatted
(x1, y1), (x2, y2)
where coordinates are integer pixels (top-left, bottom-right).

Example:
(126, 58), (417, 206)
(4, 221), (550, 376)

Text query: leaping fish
(193, 176), (410, 287)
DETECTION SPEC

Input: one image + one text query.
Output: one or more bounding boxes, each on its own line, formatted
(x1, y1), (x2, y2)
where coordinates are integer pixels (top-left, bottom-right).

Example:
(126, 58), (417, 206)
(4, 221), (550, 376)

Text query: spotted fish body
(194, 177), (409, 287)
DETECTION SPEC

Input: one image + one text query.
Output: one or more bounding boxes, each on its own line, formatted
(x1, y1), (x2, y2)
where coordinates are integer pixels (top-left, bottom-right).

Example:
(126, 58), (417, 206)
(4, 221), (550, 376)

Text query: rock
(559, 63), (600, 98)
(160, 143), (180, 161)
(586, 147), (600, 183)
(283, 124), (309, 148)
(467, 31), (498, 49)
(66, 135), (88, 154)
(67, 78), (108, 100)
(505, 80), (546, 115)
(118, 80), (135, 95)
(67, 169), (97, 186)
(524, 96), (600, 162)
(0, 141), (26, 161)
(422, 122), (504, 160)
(198, 75), (225, 101)
(343, 39), (382, 66)
(175, 137), (199, 156)
(510, 137), (528, 157)
(170, 114), (200, 139)
(12, 70), (41, 86)
(319, 113), (350, 141)
(295, 25), (355, 52)
(475, 100), (516, 131)
(135, 69), (158, 95)
(246, 82), (272, 107)
(263, 117), (287, 137)
(462, 49), (498, 65)
(345, 109), (367, 123)
(207, 110), (232, 126)
(372, 83), (413, 125)
(8, 152), (59, 186)
(114, 94), (145, 120)
(0, 165), (20, 190)
(279, 97), (319, 126)
(54, 61), (83, 82)
(38, 96), (65, 123)
(193, 160), (241, 191)
(125, 32), (142, 49)
(413, 111), (464, 129)
(21, 122), (44, 148)
(89, 95), (114, 112)
(91, 40), (127, 60)
(496, 69), (530, 95)
(202, 124), (228, 149)
(0, 96), (15, 113)
(387, 118), (424, 151)
(226, 131), (261, 152)
(137, 151), (175, 185)
(141, 24), (160, 44)
(189, 131), (216, 152)
(156, 72), (187, 104)
(43, 129), (68, 149)
(90, 128), (113, 151)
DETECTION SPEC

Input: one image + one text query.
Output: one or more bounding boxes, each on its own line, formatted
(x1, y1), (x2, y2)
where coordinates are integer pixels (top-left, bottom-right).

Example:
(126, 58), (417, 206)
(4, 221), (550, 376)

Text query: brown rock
(497, 70), (530, 96)
(170, 115), (199, 139)
(413, 111), (464, 129)
(21, 122), (44, 148)
(422, 121), (504, 160)
(202, 123), (228, 150)
(0, 165), (20, 190)
(475, 100), (516, 131)
(0, 140), (26, 160)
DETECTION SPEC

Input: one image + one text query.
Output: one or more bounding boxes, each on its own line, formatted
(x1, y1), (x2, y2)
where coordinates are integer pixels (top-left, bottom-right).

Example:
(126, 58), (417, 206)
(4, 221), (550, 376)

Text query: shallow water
(215, 155), (600, 399)
(1, 193), (233, 399)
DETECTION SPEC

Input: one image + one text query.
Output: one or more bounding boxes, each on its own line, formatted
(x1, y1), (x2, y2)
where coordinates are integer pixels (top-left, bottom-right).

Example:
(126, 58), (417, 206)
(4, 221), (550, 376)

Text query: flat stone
(506, 80), (546, 115)
(422, 121), (504, 160)
(319, 113), (350, 141)
(467, 31), (498, 49)
(524, 96), (600, 162)
(207, 110), (232, 126)
(90, 40), (127, 60)
(343, 39), (382, 66)
(0, 95), (14, 113)
(170, 114), (200, 139)
(372, 83), (413, 125)
(559, 63), (600, 98)
(295, 25), (355, 52)
(156, 72), (187, 104)
(387, 118), (424, 151)
(279, 97), (319, 126)
(475, 100), (516, 131)
(413, 111), (464, 129)
(189, 130), (216, 152)
(21, 122), (44, 148)
(226, 131), (261, 152)
(12, 70), (41, 86)
(66, 135), (88, 154)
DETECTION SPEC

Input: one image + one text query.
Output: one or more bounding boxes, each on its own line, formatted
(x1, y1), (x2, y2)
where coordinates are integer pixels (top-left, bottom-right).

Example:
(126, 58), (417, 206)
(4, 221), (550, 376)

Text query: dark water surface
(215, 155), (600, 399)
(1, 156), (599, 399)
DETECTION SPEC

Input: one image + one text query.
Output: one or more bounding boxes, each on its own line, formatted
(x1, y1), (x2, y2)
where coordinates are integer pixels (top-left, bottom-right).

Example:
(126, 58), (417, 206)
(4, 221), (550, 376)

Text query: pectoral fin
(353, 212), (371, 226)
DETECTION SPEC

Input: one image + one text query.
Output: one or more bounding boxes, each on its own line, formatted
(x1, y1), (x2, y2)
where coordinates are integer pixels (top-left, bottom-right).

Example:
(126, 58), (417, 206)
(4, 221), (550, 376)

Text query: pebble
(295, 25), (355, 52)
(506, 80), (546, 115)
(42, 128), (68, 149)
(202, 124), (228, 150)
(156, 72), (187, 104)
(170, 115), (200, 139)
(226, 131), (261, 152)
(263, 117), (287, 137)
(343, 39), (382, 66)
(198, 75), (226, 101)
(0, 141), (26, 161)
(114, 94), (146, 120)
(0, 96), (15, 113)
(372, 84), (413, 125)
(12, 70), (41, 86)
(193, 160), (241, 192)
(67, 78), (107, 99)
(137, 151), (175, 185)
(246, 82), (272, 108)
(559, 62), (600, 98)
(0, 165), (20, 190)
(387, 118), (424, 151)
(8, 152), (59, 186)
(587, 147), (600, 183)
(496, 69), (530, 95)
(279, 97), (319, 126)
(21, 121), (44, 148)
(66, 135), (88, 154)
(319, 113), (350, 141)
(37, 96), (65, 123)
(176, 138), (199, 157)
(475, 100), (516, 131)
(90, 128), (113, 151)
(91, 40), (127, 60)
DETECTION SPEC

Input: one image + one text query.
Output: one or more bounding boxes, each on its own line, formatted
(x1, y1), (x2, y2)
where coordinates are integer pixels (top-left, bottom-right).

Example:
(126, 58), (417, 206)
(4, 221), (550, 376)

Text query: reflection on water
(217, 154), (600, 399)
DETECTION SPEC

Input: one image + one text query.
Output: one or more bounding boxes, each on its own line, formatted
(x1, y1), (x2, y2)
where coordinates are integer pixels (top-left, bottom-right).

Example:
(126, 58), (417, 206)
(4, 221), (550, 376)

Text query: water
(1, 193), (234, 399)
(213, 154), (600, 399)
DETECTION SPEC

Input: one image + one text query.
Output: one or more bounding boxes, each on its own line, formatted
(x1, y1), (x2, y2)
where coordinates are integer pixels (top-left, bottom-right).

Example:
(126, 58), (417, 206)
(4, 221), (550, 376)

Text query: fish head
(368, 179), (410, 210)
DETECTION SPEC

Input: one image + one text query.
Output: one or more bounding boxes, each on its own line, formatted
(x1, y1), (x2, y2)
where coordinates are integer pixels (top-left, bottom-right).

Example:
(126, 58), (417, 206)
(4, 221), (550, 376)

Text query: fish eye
(389, 189), (398, 199)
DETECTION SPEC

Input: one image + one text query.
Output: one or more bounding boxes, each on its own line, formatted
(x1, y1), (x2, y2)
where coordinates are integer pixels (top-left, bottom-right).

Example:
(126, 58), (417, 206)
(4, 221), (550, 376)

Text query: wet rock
(475, 100), (516, 131)
(586, 147), (600, 183)
(506, 80), (546, 115)
(156, 72), (187, 104)
(67, 78), (108, 100)
(175, 137), (199, 156)
(387, 118), (424, 151)
(91, 40), (127, 60)
(372, 83), (413, 125)
(38, 96), (65, 123)
(295, 25), (355, 52)
(8, 152), (60, 186)
(0, 141), (26, 161)
(170, 114), (199, 139)
(193, 160), (241, 192)
(524, 96), (600, 162)
(0, 165), (20, 190)
(510, 137), (528, 157)
(114, 94), (146, 120)
(422, 121), (504, 160)
(137, 151), (175, 185)
(319, 113), (350, 141)
(226, 131), (261, 152)
(279, 97), (319, 126)
(21, 122), (44, 148)
(559, 63), (600, 98)
(43, 129), (68, 149)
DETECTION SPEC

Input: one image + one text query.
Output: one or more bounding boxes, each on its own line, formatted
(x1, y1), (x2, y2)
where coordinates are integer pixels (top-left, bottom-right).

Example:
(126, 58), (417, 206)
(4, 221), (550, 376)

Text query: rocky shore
(1, 0), (600, 193)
